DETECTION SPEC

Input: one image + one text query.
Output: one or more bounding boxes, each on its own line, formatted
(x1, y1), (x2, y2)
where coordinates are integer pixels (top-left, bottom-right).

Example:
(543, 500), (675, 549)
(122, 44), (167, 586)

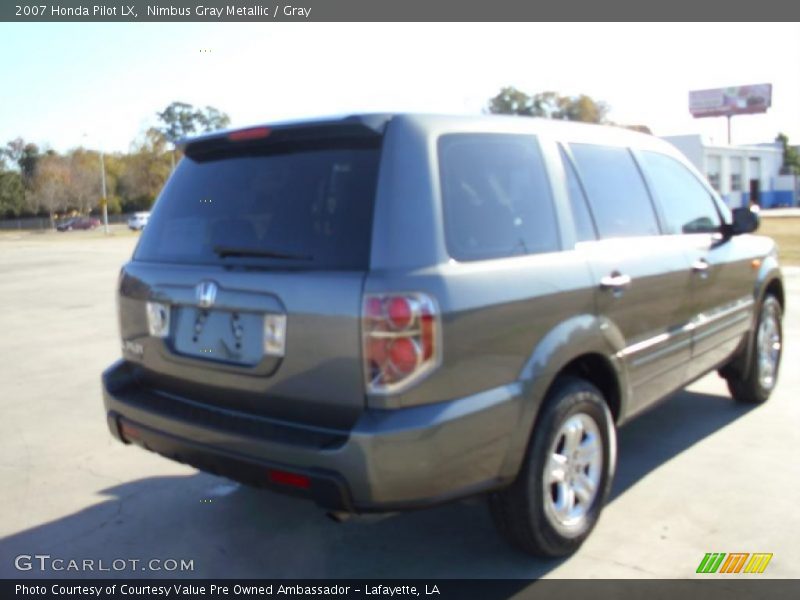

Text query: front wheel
(489, 377), (616, 557)
(726, 295), (782, 404)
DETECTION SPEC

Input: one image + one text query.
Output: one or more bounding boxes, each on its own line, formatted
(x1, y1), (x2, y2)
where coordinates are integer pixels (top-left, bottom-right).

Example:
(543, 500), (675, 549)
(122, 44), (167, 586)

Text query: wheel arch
(764, 277), (784, 311)
(721, 268), (784, 381)
(556, 353), (622, 423)
(500, 315), (629, 480)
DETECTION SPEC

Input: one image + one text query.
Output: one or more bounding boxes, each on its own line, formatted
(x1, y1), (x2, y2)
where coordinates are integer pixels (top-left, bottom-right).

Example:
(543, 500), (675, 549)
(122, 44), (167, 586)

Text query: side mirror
(729, 206), (760, 235)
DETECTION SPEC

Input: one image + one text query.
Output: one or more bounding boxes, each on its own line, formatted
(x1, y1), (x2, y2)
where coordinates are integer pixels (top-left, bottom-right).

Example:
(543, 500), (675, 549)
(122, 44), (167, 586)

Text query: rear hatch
(117, 118), (387, 430)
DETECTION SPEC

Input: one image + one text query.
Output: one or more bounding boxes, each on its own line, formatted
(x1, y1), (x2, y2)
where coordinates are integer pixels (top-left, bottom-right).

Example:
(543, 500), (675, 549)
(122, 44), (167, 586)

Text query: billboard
(689, 84), (772, 118)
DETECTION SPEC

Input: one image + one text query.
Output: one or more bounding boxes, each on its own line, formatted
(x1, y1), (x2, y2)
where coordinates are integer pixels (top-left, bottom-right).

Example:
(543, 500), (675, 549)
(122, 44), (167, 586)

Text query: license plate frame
(172, 306), (264, 366)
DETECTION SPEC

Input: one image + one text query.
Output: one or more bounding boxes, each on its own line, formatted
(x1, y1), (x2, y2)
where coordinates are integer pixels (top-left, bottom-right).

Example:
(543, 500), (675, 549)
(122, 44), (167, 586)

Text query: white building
(662, 135), (797, 209)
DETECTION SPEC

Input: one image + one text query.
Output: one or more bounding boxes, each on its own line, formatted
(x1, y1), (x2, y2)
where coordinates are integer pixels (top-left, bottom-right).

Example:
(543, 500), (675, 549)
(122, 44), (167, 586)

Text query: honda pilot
(102, 114), (783, 556)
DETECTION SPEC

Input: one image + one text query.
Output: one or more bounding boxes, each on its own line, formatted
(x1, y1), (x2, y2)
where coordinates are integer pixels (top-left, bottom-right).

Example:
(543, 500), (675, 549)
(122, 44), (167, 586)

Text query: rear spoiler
(180, 114), (393, 159)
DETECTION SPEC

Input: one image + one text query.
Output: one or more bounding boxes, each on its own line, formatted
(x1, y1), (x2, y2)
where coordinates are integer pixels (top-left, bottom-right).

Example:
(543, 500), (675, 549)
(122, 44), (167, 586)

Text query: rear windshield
(134, 141), (380, 270)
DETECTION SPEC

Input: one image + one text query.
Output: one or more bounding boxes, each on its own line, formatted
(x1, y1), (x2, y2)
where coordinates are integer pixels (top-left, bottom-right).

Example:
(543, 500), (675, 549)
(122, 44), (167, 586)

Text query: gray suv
(103, 114), (783, 557)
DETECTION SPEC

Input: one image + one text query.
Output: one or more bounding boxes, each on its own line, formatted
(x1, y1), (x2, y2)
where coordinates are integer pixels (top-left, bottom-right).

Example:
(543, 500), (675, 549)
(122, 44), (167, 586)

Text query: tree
(0, 170), (25, 217)
(30, 154), (70, 227)
(487, 86), (537, 116)
(3, 138), (40, 186)
(558, 94), (608, 123)
(106, 195), (123, 215)
(488, 87), (609, 124)
(155, 101), (230, 171)
(66, 149), (102, 214)
(775, 133), (800, 175)
(117, 128), (172, 211)
(197, 105), (231, 133)
(155, 101), (231, 144)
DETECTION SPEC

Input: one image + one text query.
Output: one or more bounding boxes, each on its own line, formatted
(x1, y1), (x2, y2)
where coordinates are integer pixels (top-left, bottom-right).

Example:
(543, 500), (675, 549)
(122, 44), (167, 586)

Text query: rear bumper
(102, 360), (525, 512)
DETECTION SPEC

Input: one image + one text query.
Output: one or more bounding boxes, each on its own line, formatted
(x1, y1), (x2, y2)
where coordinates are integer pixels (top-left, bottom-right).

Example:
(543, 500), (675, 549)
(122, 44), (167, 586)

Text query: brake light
(227, 127), (271, 141)
(363, 293), (440, 393)
(267, 469), (311, 490)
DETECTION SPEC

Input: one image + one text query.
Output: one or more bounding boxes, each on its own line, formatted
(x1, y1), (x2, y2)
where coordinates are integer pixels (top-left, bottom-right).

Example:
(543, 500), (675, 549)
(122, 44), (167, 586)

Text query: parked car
(57, 216), (101, 231)
(102, 114), (783, 557)
(128, 211), (150, 231)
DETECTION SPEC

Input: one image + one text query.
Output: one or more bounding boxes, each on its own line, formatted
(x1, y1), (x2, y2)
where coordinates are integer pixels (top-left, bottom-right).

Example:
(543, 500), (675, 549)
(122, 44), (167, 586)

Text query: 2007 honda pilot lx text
(103, 114), (784, 557)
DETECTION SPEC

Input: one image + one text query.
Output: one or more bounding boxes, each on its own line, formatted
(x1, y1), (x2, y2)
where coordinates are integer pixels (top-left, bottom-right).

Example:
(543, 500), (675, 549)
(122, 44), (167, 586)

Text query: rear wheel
(726, 295), (782, 404)
(489, 377), (616, 557)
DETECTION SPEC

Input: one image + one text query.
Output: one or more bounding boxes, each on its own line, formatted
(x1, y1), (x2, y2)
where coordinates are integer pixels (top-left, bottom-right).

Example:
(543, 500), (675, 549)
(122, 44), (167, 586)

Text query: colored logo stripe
(744, 553), (773, 574)
(696, 553), (773, 574)
(720, 553), (749, 573)
(697, 553), (726, 573)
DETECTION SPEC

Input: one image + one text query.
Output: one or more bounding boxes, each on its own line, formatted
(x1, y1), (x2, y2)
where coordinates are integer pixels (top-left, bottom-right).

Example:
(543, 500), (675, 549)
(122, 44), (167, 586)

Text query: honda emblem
(196, 280), (218, 308)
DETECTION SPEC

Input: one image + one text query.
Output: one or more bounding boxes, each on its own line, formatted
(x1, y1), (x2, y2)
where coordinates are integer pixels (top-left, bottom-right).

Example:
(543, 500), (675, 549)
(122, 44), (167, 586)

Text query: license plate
(172, 307), (263, 366)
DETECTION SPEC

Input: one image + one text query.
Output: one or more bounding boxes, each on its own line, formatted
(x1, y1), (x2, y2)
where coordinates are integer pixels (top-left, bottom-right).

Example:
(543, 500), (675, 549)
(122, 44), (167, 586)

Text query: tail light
(363, 293), (440, 394)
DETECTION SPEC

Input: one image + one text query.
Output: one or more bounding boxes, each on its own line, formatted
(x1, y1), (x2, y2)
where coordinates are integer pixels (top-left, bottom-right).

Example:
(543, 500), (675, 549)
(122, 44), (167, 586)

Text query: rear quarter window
(438, 133), (559, 261)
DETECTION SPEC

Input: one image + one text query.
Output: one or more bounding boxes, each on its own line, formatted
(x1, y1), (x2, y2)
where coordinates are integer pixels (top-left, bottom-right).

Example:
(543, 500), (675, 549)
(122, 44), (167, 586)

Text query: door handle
(692, 258), (710, 275)
(600, 272), (632, 289)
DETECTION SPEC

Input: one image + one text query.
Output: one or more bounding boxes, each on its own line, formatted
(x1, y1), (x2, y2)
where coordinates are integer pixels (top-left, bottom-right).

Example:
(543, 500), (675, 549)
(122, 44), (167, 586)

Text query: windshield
(134, 141), (381, 270)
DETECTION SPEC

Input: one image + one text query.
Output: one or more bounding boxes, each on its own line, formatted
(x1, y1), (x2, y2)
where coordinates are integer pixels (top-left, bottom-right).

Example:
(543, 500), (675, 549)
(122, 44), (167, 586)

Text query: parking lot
(1, 229), (798, 579)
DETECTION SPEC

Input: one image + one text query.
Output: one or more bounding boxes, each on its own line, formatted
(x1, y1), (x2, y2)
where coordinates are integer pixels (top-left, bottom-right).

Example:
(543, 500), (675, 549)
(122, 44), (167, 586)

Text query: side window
(570, 144), (660, 238)
(438, 134), (559, 261)
(639, 151), (722, 235)
(559, 147), (597, 243)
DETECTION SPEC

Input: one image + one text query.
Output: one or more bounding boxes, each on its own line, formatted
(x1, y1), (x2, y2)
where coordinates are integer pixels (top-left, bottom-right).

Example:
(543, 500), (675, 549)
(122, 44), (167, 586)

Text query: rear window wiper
(212, 245), (312, 261)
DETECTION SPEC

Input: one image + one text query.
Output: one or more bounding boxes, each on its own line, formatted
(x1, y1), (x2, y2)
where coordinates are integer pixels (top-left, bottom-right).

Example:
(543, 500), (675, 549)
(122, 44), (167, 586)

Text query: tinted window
(560, 147), (596, 242)
(570, 144), (660, 238)
(134, 144), (380, 270)
(639, 151), (721, 235)
(439, 134), (559, 261)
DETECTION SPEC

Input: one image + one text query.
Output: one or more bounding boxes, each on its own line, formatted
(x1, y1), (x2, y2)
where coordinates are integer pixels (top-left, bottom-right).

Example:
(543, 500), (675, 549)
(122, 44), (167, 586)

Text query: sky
(1, 22), (798, 154)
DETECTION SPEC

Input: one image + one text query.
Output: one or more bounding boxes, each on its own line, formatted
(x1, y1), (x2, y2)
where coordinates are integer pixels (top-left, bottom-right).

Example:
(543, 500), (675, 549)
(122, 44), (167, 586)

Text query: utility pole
(83, 132), (109, 234)
(100, 151), (108, 234)
(727, 115), (732, 145)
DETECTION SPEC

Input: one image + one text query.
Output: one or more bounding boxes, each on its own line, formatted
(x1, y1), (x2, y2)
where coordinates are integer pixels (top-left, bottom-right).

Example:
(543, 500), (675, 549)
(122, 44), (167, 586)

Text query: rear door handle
(600, 273), (632, 289)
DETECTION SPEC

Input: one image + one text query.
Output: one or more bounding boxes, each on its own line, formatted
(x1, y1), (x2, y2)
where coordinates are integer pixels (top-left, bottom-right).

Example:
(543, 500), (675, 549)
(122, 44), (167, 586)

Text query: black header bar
(4, 579), (800, 600)
(3, 0), (800, 22)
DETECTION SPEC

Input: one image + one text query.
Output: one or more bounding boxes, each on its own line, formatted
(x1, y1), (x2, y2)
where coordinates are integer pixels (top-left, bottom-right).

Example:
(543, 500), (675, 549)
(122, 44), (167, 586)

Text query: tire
(489, 377), (617, 557)
(726, 295), (782, 404)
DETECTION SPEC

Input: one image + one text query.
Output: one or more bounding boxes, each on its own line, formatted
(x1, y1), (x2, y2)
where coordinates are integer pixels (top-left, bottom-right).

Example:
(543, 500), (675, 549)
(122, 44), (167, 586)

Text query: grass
(759, 217), (800, 266)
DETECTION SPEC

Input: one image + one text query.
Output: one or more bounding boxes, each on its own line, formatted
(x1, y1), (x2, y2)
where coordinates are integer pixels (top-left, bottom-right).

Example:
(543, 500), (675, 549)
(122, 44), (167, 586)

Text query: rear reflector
(267, 469), (311, 490)
(227, 127), (271, 142)
(119, 421), (141, 442)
